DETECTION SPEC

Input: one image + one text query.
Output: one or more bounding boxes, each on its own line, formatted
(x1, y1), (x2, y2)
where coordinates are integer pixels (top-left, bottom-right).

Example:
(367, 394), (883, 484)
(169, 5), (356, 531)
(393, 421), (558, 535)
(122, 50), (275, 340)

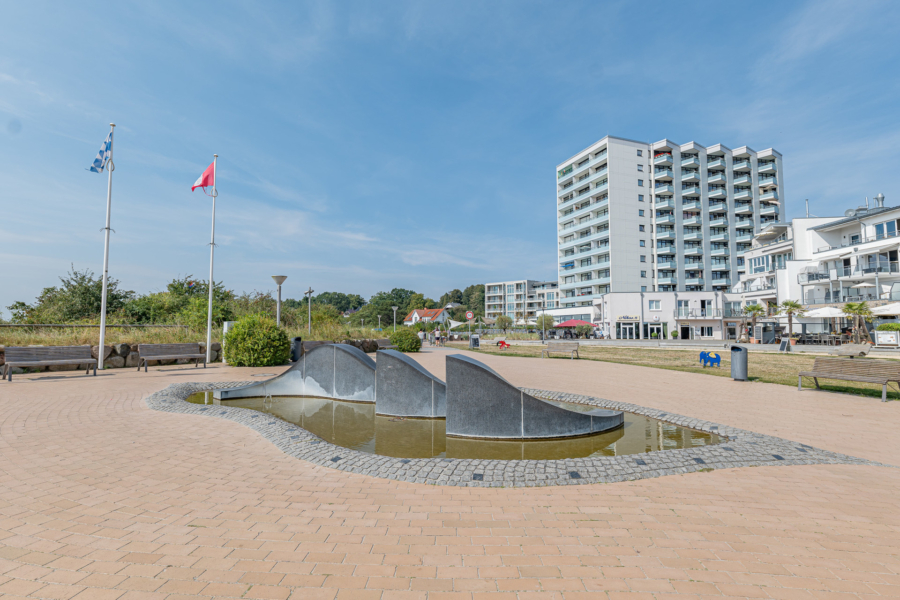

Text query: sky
(1, 0), (899, 317)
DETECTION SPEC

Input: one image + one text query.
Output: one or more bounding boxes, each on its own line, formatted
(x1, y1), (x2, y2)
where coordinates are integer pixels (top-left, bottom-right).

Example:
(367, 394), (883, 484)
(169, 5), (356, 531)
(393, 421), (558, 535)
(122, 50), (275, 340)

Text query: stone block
(92, 345), (113, 361)
(113, 343), (130, 357)
(105, 356), (125, 368)
(445, 354), (623, 440)
(125, 353), (140, 368)
(375, 349), (446, 417)
(211, 342), (221, 352)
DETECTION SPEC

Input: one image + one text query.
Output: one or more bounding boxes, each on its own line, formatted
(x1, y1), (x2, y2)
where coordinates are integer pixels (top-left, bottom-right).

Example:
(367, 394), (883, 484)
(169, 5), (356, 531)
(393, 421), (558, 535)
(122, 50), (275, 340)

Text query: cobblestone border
(146, 382), (888, 487)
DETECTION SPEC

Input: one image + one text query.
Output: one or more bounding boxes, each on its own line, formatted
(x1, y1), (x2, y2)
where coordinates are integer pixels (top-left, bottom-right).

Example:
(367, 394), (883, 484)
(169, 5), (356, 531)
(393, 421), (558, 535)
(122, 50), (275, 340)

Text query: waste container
(290, 337), (303, 362)
(469, 334), (480, 349)
(731, 345), (748, 381)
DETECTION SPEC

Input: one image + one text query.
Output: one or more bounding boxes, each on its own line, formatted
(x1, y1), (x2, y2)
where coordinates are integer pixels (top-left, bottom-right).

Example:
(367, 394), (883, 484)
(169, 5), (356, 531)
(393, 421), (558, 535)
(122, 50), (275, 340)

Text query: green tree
(575, 324), (593, 338)
(535, 314), (555, 332)
(176, 296), (235, 331)
(777, 300), (806, 338)
(843, 301), (873, 343)
(462, 284), (485, 317)
(439, 289), (464, 307)
(223, 314), (290, 366)
(407, 293), (427, 311)
(742, 304), (767, 341)
(495, 315), (513, 332)
(7, 266), (134, 323)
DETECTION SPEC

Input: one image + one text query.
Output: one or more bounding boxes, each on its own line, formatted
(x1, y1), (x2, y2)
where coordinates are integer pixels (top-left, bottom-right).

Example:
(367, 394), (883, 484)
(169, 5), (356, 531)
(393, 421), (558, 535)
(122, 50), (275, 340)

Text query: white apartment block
(485, 279), (559, 323)
(556, 136), (784, 308)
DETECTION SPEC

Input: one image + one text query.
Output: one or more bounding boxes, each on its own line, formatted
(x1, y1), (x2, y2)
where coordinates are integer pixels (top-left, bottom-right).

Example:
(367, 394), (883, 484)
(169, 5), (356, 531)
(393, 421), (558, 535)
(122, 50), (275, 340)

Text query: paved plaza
(0, 348), (898, 599)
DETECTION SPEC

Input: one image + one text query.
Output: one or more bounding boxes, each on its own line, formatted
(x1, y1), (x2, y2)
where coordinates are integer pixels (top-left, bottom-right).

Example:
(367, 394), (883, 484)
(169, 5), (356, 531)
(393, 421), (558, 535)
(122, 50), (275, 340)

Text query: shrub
(390, 328), (421, 352)
(575, 325), (593, 337)
(223, 314), (290, 366)
(876, 322), (900, 331)
(671, 330), (679, 339)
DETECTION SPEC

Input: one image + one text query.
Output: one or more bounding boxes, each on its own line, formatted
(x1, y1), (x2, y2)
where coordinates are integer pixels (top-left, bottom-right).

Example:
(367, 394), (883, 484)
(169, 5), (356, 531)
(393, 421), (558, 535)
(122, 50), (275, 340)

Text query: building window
(639, 240), (645, 247)
(638, 194), (644, 202)
(640, 255), (646, 262)
(649, 300), (660, 310)
(641, 271), (647, 278)
(638, 179), (644, 187)
(639, 209), (645, 217)
(641, 286), (647, 292)
(639, 225), (645, 232)
(637, 164), (643, 172)
(637, 150), (643, 157)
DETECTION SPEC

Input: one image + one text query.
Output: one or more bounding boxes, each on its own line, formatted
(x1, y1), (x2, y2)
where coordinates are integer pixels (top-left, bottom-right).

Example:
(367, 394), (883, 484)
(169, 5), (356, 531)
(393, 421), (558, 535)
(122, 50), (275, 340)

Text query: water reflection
(189, 392), (720, 460)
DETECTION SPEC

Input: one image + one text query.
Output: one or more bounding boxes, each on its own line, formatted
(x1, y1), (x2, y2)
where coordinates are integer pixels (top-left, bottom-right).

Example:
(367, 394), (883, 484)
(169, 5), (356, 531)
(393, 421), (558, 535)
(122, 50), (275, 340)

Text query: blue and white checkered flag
(88, 131), (113, 173)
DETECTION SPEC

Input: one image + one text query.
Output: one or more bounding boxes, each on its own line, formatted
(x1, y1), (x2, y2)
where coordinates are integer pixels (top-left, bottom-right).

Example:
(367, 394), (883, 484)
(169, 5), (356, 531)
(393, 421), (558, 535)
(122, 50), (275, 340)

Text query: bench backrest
(376, 339), (392, 347)
(834, 343), (871, 356)
(138, 343), (201, 358)
(811, 356), (900, 379)
(547, 341), (579, 351)
(4, 345), (93, 361)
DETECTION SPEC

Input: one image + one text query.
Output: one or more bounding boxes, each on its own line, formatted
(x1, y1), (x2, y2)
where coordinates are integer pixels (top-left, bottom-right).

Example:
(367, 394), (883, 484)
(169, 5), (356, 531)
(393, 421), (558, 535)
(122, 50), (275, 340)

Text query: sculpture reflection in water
(189, 393), (720, 460)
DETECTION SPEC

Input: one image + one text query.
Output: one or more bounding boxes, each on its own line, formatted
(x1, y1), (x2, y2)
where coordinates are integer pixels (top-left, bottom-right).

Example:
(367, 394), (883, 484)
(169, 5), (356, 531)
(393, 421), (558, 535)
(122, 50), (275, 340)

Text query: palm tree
(743, 304), (767, 342)
(778, 300), (806, 339)
(843, 301), (873, 343)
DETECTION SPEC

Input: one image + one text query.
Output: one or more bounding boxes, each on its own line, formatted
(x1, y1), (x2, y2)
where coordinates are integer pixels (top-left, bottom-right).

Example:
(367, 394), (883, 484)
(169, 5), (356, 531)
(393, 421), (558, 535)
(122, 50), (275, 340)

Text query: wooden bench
(541, 341), (580, 359)
(832, 343), (872, 357)
(798, 356), (900, 402)
(3, 345), (97, 381)
(137, 343), (206, 372)
(376, 338), (398, 351)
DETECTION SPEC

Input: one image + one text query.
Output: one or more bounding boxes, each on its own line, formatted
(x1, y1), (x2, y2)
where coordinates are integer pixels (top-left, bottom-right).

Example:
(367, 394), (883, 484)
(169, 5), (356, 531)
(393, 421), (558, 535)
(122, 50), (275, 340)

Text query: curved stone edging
(145, 381), (888, 487)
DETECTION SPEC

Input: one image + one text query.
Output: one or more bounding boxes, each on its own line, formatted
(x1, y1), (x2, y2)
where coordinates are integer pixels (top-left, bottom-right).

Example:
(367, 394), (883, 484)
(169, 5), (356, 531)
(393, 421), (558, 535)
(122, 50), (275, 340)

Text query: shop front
(615, 315), (641, 339)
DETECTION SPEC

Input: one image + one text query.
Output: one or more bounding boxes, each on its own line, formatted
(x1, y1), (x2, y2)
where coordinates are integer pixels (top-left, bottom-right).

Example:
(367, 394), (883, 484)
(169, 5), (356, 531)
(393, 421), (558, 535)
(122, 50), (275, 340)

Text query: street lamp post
(378, 315), (382, 330)
(391, 306), (398, 332)
(271, 276), (287, 326)
(305, 287), (314, 335)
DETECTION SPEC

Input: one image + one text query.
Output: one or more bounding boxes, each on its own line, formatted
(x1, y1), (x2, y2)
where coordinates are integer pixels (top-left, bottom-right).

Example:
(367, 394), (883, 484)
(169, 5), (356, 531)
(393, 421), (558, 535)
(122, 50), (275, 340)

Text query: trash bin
(469, 334), (480, 349)
(290, 337), (303, 362)
(731, 345), (748, 381)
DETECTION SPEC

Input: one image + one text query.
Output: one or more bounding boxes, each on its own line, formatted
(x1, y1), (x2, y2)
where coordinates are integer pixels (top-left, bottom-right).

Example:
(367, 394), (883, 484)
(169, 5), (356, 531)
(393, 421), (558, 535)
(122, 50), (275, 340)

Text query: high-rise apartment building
(485, 279), (559, 323)
(556, 136), (784, 308)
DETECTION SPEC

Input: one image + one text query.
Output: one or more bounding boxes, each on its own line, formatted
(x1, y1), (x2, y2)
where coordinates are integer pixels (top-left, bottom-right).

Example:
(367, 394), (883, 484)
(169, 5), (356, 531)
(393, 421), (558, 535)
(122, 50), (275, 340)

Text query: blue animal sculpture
(699, 351), (721, 367)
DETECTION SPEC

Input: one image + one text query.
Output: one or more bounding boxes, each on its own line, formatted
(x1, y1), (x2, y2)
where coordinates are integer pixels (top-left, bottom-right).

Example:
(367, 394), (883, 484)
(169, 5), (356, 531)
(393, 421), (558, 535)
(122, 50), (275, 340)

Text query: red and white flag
(192, 161), (215, 192)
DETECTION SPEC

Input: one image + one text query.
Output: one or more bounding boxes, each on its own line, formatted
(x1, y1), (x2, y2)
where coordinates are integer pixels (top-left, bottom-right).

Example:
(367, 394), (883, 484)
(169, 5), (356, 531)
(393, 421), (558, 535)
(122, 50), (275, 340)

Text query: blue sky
(1, 0), (898, 316)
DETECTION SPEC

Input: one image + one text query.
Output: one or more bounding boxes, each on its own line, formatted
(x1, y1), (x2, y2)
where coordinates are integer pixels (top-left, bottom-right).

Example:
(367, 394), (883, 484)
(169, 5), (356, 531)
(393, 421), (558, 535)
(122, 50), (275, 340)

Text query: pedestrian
(418, 329), (425, 346)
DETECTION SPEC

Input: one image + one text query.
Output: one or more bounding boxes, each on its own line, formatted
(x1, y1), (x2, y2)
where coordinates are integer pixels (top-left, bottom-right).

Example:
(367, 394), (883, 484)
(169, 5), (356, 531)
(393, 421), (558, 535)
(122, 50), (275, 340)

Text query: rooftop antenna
(865, 196), (869, 209)
(805, 199), (809, 218)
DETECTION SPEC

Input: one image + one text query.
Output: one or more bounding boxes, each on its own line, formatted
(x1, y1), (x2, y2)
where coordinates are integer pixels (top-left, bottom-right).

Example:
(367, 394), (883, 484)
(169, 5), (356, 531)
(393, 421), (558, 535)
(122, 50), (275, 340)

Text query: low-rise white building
(485, 279), (559, 324)
(596, 291), (734, 340)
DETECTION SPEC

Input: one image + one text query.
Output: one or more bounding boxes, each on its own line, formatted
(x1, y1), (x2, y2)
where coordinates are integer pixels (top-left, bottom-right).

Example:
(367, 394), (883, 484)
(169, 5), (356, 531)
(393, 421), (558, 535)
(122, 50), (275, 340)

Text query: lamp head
(271, 275), (287, 286)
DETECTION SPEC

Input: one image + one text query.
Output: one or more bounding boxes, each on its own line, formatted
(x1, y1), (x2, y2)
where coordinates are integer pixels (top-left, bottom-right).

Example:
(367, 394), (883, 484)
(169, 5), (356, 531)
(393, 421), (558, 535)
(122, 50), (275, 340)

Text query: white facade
(596, 291), (733, 340)
(485, 279), (559, 323)
(556, 136), (784, 308)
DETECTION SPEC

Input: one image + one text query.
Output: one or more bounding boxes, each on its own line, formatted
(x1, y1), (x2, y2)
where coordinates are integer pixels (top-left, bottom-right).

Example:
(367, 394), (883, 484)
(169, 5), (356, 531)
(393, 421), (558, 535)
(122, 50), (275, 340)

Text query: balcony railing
(675, 309), (722, 318)
(815, 230), (900, 253)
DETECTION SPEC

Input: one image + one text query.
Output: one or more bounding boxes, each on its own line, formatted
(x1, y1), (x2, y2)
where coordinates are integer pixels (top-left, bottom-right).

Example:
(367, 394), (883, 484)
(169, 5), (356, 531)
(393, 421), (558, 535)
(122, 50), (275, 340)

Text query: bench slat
(5, 346), (93, 361)
(138, 343), (202, 358)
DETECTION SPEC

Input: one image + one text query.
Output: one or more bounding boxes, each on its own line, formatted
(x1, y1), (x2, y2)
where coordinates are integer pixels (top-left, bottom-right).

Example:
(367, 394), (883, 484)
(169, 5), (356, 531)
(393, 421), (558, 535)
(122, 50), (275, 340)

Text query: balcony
(682, 199), (701, 211)
(675, 308), (721, 319)
(760, 190), (779, 201)
(759, 162), (777, 174)
(708, 172), (727, 185)
(681, 171), (700, 183)
(656, 213), (675, 225)
(654, 168), (674, 180)
(734, 188), (753, 201)
(657, 229), (676, 240)
(854, 261), (900, 276)
(559, 229), (609, 250)
(657, 260), (677, 270)
(684, 231), (703, 241)
(683, 215), (701, 226)
(654, 184), (675, 196)
(658, 276), (678, 286)
(657, 244), (676, 255)
(708, 187), (727, 200)
(656, 198), (675, 209)
(707, 158), (726, 170)
(735, 202), (753, 215)
(684, 277), (705, 286)
(710, 217), (727, 227)
(711, 247), (729, 257)
(711, 279), (731, 287)
(654, 153), (673, 166)
(758, 176), (778, 189)
(711, 232), (729, 242)
(709, 201), (728, 213)
(682, 185), (701, 197)
(681, 156), (701, 168)
(797, 270), (832, 284)
(735, 218), (754, 229)
(733, 174), (751, 186)
(733, 160), (751, 171)
(711, 262), (730, 271)
(684, 246), (703, 256)
(760, 204), (779, 216)
(736, 232), (753, 242)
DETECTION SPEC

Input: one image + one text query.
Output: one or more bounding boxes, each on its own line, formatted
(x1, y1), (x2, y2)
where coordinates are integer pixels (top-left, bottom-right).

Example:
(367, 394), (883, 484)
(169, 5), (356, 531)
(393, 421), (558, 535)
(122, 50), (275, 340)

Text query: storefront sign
(876, 330), (900, 347)
(618, 315), (640, 321)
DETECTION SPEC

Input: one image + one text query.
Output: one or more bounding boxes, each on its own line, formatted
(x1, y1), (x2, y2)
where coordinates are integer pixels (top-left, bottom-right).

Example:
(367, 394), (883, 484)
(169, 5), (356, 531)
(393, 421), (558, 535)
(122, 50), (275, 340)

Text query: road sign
(466, 311), (474, 320)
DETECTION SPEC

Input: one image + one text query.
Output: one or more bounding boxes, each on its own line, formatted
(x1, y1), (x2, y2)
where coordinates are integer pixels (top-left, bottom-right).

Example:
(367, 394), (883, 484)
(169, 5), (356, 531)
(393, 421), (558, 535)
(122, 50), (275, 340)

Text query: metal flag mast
(205, 155), (218, 363)
(98, 123), (116, 363)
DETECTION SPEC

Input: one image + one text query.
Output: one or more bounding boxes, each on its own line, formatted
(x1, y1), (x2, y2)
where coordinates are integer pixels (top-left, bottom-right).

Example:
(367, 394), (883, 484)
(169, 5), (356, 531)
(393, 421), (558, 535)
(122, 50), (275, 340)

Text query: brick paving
(0, 348), (898, 599)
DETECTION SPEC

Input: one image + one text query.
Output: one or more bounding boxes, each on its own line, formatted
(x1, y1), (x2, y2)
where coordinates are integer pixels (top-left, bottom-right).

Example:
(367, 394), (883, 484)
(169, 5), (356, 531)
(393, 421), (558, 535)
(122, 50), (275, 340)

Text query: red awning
(554, 319), (595, 328)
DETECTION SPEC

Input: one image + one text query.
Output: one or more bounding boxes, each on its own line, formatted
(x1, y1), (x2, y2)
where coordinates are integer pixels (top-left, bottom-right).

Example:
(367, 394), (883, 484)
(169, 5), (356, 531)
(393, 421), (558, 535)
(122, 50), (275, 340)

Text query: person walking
(418, 329), (425, 346)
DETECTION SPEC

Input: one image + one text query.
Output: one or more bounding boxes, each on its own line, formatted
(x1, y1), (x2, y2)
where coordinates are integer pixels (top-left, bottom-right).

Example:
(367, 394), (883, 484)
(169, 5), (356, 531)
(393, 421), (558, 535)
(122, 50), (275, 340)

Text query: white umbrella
(872, 302), (900, 316)
(804, 307), (844, 318)
(852, 282), (876, 288)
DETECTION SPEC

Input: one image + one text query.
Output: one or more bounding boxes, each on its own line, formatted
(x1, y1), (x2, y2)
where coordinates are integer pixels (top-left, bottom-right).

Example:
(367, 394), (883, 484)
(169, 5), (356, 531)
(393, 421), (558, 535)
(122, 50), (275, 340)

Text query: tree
(843, 301), (873, 344)
(7, 266), (134, 323)
(439, 289), (464, 307)
(778, 300), (806, 338)
(462, 284), (485, 317)
(742, 304), (767, 341)
(575, 324), (593, 338)
(407, 293), (427, 311)
(495, 315), (513, 333)
(535, 314), (554, 332)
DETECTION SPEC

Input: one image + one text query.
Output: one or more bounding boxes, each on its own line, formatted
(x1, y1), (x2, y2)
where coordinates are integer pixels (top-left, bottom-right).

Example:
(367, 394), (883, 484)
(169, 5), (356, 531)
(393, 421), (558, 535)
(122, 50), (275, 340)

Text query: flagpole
(206, 154), (217, 363)
(98, 123), (115, 366)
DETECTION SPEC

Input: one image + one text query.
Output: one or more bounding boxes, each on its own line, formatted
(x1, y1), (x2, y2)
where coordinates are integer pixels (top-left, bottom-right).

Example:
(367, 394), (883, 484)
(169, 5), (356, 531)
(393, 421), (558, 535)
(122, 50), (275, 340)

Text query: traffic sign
(466, 311), (474, 320)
